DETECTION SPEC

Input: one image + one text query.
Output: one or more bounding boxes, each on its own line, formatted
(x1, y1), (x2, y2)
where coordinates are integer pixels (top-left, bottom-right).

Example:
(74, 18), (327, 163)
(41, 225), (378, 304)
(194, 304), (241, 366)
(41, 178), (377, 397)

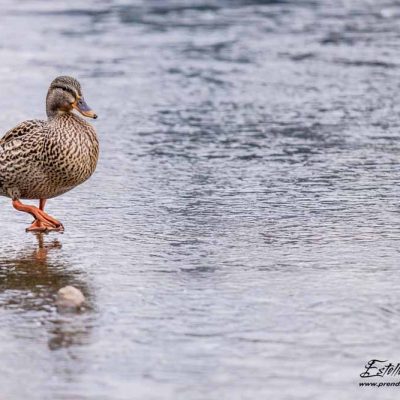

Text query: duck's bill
(73, 98), (98, 119)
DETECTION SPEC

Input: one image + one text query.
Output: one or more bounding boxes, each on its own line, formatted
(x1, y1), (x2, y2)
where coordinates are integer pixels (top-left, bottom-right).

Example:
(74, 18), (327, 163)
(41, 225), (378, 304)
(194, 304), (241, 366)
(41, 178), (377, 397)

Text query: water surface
(0, 1), (400, 399)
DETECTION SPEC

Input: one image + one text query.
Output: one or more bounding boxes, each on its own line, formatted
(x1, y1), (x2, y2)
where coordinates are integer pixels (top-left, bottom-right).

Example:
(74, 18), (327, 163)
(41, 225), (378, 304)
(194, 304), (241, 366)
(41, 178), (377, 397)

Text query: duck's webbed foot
(26, 219), (64, 232)
(12, 199), (64, 233)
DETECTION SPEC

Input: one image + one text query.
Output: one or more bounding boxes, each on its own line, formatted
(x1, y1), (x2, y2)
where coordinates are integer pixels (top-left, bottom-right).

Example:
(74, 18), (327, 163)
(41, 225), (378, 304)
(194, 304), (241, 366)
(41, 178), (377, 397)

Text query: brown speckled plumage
(0, 76), (99, 232)
(0, 76), (99, 200)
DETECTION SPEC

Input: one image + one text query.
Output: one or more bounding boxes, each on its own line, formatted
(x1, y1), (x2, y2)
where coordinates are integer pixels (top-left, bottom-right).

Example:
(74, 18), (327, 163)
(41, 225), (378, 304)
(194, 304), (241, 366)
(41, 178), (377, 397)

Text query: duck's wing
(0, 119), (48, 198)
(0, 119), (45, 146)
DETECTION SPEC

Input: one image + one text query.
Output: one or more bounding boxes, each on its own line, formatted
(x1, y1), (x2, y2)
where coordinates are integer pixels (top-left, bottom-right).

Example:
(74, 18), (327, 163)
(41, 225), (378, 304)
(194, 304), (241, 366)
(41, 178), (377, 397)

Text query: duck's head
(46, 76), (97, 120)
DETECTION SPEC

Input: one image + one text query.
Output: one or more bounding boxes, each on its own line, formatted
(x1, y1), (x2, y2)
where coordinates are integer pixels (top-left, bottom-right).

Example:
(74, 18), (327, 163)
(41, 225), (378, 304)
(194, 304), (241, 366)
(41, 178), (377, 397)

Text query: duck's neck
(47, 112), (93, 134)
(47, 110), (70, 120)
(47, 111), (83, 124)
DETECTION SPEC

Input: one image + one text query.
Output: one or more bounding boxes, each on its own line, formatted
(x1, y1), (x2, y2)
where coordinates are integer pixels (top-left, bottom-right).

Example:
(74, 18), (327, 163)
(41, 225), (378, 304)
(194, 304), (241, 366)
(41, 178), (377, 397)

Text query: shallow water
(0, 0), (400, 398)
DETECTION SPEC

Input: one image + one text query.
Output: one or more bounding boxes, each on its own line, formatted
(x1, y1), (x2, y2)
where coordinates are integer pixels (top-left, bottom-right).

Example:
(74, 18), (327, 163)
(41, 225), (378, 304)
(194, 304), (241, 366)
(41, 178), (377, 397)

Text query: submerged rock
(56, 286), (85, 310)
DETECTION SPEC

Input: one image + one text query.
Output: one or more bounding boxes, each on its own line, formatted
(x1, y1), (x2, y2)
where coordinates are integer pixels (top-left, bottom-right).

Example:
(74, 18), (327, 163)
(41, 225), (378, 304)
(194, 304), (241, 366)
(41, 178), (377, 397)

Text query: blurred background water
(0, 0), (400, 399)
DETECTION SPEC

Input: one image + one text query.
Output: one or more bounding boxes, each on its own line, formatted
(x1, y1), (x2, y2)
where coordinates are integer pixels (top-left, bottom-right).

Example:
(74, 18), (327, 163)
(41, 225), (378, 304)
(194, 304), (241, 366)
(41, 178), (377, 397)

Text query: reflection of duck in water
(0, 76), (99, 232)
(31, 232), (62, 262)
(0, 233), (79, 300)
(0, 234), (93, 350)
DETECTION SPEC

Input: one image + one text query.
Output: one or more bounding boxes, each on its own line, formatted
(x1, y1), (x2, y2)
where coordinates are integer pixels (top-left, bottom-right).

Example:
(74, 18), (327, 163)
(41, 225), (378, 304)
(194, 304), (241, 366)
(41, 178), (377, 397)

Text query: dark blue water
(0, 1), (400, 399)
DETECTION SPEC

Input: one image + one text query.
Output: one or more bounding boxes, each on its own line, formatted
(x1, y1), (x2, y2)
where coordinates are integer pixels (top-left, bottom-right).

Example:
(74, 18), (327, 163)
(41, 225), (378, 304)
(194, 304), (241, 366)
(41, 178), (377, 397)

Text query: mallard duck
(0, 76), (99, 232)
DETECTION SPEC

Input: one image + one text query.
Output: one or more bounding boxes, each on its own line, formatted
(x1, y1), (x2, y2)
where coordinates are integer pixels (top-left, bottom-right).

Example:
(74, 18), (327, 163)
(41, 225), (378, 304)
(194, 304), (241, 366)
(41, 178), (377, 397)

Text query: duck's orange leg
(12, 199), (64, 232)
(39, 199), (46, 211)
(27, 199), (50, 231)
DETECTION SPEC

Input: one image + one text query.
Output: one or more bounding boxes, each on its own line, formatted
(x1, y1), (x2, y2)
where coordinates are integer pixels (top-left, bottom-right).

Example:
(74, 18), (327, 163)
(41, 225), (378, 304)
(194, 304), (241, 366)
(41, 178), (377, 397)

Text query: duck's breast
(43, 115), (99, 195)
